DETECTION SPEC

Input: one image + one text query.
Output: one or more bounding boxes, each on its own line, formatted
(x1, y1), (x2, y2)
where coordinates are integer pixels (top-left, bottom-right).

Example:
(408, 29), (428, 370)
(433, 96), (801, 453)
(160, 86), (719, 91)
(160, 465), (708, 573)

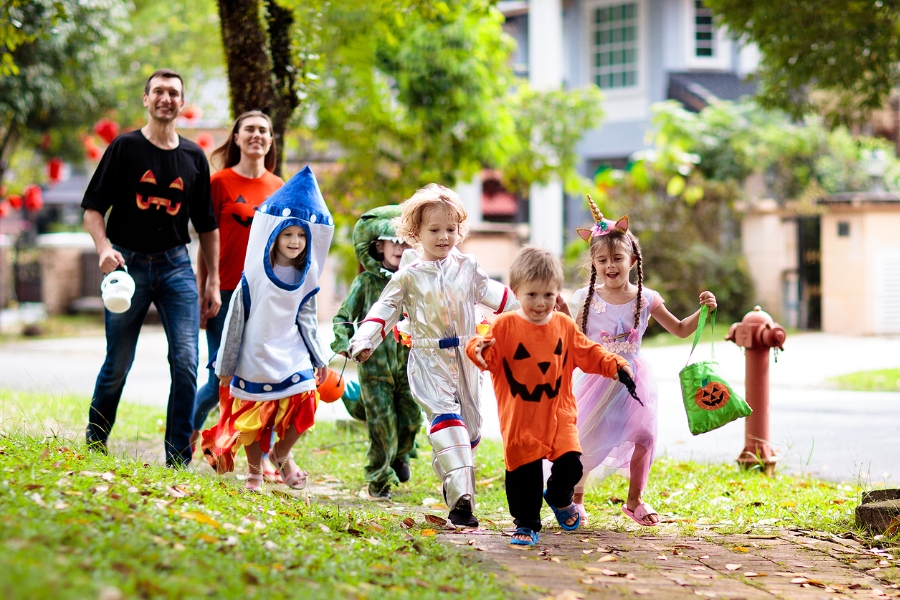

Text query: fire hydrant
(725, 306), (786, 476)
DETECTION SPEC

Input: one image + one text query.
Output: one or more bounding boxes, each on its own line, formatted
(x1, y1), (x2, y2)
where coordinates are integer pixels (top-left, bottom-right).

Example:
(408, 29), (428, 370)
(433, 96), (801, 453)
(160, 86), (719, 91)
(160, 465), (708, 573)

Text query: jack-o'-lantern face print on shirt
(230, 195), (257, 227)
(502, 338), (568, 402)
(135, 169), (184, 216)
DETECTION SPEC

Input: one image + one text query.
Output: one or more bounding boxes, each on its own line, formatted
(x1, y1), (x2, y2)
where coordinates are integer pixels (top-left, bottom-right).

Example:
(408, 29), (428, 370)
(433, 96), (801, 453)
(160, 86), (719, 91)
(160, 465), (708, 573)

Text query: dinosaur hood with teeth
(352, 204), (403, 275)
(465, 311), (629, 471)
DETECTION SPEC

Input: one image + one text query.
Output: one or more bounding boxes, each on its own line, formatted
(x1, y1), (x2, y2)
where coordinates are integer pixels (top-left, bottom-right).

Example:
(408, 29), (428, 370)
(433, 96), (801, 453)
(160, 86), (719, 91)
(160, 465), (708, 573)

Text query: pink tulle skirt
(574, 356), (659, 490)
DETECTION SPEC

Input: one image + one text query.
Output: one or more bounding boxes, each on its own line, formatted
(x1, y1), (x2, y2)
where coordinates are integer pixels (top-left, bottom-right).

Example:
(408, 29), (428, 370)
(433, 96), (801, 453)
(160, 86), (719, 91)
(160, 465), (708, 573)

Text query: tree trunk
(265, 0), (299, 177)
(217, 0), (300, 178)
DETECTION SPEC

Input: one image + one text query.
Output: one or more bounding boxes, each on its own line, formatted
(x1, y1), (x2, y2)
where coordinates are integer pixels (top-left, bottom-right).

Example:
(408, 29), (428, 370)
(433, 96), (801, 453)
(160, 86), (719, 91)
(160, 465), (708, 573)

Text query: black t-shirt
(81, 130), (217, 254)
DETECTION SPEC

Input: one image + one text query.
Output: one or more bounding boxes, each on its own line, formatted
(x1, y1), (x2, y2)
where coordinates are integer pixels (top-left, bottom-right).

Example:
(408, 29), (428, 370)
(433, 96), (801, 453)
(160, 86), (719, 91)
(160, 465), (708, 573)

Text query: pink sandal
(271, 451), (308, 490)
(622, 502), (659, 526)
(244, 473), (264, 492)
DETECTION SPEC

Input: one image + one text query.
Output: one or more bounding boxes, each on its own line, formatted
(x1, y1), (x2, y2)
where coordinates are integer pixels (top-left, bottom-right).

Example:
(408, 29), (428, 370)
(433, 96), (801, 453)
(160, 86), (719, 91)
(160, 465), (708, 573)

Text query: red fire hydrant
(725, 306), (786, 476)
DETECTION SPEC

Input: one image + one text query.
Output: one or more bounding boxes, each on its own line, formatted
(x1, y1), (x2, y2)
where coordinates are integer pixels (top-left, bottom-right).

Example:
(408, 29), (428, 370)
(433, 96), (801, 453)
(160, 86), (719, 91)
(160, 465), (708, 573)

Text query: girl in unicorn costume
(201, 166), (333, 491)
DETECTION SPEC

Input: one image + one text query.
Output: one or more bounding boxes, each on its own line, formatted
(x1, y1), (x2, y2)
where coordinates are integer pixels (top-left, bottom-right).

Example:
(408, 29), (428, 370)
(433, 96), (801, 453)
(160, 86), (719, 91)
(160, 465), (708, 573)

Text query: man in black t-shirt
(82, 69), (221, 467)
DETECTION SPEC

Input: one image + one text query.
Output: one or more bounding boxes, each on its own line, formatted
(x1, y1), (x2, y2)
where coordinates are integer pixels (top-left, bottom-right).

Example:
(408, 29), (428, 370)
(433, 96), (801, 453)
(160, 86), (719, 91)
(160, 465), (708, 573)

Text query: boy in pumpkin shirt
(466, 247), (631, 546)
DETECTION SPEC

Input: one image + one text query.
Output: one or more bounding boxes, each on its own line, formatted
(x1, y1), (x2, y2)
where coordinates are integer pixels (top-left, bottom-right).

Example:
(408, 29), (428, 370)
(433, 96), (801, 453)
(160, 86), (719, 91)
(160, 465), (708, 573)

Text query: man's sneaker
(390, 458), (411, 483)
(86, 436), (108, 455)
(366, 482), (392, 501)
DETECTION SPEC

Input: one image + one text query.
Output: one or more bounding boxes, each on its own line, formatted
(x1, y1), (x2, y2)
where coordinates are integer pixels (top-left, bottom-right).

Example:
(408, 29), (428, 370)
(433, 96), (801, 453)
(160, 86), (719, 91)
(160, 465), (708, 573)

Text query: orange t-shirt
(212, 168), (284, 291)
(465, 311), (628, 471)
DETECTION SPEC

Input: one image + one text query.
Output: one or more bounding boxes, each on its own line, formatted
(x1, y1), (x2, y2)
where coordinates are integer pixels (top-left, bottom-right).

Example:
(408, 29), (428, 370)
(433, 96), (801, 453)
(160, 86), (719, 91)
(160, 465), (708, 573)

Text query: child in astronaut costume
(201, 166), (333, 491)
(349, 184), (517, 527)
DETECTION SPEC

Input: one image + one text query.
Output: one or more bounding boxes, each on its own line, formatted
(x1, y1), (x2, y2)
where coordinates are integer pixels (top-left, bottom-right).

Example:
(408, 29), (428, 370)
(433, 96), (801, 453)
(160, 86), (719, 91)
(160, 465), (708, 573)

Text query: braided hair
(581, 230), (645, 335)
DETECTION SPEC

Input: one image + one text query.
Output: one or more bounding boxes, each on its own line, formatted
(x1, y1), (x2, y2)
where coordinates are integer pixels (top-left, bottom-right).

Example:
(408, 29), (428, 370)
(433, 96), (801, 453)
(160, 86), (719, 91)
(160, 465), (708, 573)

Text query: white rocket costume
(216, 166), (333, 400)
(348, 248), (517, 513)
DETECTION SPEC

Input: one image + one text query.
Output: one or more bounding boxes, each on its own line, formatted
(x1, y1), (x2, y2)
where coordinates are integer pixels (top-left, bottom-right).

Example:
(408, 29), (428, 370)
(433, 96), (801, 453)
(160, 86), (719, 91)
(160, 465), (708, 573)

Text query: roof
(667, 71), (758, 111)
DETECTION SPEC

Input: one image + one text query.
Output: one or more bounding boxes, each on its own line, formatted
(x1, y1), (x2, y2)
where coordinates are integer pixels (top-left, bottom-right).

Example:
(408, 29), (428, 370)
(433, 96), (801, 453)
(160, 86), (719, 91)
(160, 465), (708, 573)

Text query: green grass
(829, 368), (900, 392)
(0, 388), (878, 598)
(0, 390), (513, 599)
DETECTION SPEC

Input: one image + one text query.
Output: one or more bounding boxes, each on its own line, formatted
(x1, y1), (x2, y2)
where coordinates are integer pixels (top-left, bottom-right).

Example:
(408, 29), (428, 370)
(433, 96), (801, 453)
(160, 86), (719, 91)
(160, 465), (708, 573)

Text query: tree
(0, 0), (129, 188)
(704, 0), (900, 123)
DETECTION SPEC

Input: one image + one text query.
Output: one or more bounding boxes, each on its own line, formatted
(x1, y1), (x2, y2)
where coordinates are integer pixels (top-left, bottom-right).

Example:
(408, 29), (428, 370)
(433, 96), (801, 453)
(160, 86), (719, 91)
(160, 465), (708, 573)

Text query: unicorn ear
(576, 228), (593, 242)
(614, 215), (629, 233)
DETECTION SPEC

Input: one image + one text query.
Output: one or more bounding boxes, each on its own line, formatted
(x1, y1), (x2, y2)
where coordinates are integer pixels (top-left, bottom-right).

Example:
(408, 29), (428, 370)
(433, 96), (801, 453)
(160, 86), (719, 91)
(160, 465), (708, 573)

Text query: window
(590, 3), (638, 90)
(837, 222), (850, 237)
(694, 0), (715, 57)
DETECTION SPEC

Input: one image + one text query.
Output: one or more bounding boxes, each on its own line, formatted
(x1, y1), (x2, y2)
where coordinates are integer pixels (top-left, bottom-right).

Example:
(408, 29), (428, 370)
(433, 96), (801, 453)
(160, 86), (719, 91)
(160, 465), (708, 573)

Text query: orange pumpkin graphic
(694, 377), (730, 411)
(501, 338), (568, 403)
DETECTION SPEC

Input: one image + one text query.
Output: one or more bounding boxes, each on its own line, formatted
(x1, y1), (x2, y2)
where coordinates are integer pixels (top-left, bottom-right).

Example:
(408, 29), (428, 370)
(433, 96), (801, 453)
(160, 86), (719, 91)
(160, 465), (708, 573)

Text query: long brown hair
(581, 232), (644, 336)
(210, 110), (276, 172)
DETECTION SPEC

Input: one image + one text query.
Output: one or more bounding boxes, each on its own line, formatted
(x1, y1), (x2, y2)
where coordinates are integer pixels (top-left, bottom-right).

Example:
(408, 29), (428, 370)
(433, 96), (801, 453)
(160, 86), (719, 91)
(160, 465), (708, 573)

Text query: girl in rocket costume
(201, 166), (333, 491)
(349, 184), (517, 527)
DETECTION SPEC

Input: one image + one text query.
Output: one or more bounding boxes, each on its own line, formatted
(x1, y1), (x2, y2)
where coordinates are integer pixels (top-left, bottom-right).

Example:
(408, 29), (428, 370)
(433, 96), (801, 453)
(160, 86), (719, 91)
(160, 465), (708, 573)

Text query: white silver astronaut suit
(348, 248), (517, 512)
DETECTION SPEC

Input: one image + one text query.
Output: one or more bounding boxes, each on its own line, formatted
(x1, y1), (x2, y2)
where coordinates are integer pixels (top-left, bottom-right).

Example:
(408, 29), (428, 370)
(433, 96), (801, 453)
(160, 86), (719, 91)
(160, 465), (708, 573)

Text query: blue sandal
(510, 527), (539, 546)
(544, 490), (581, 531)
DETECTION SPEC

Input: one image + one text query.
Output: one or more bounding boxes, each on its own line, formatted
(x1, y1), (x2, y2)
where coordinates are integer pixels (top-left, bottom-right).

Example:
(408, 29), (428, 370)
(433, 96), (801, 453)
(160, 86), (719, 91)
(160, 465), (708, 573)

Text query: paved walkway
(2, 326), (899, 483)
(441, 525), (900, 599)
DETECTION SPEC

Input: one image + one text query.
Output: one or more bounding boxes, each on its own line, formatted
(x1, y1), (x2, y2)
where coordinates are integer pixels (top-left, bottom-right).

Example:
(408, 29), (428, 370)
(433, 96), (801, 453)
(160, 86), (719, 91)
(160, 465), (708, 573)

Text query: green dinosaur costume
(331, 205), (422, 490)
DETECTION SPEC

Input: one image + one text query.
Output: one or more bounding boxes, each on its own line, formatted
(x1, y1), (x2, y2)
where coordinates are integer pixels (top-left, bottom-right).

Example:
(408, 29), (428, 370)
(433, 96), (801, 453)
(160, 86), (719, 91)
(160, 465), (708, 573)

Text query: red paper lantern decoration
(195, 132), (215, 151)
(181, 104), (202, 121)
(0, 201), (9, 218)
(88, 145), (103, 161)
(93, 118), (120, 145)
(47, 157), (63, 183)
(7, 194), (22, 210)
(23, 185), (43, 212)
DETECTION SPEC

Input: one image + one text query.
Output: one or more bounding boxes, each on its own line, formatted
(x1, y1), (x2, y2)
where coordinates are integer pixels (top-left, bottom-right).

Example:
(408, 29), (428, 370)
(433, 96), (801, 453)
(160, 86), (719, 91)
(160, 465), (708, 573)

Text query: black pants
(505, 451), (583, 532)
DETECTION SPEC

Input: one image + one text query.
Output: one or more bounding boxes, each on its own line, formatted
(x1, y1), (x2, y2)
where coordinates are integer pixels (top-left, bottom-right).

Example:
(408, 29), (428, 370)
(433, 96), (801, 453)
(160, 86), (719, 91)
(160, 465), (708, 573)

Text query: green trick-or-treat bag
(678, 306), (751, 435)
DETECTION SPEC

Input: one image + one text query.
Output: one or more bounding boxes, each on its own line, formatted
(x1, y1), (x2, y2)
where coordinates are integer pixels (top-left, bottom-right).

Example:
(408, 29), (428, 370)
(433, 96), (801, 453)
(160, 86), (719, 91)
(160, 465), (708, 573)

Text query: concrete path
(2, 326), (898, 483)
(441, 526), (900, 599)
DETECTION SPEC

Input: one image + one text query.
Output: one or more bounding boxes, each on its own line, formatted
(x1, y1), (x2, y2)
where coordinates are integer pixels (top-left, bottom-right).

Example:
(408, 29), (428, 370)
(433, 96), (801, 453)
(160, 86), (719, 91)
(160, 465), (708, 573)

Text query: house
(498, 0), (759, 250)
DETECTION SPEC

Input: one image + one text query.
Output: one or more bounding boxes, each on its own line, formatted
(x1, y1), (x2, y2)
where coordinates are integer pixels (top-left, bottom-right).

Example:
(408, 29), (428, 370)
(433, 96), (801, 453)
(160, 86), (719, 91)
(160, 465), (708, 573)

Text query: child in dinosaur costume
(332, 205), (422, 499)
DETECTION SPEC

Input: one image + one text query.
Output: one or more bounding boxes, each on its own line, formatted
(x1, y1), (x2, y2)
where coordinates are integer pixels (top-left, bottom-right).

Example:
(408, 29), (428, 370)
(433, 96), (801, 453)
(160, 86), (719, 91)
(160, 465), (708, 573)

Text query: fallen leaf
(24, 484), (42, 490)
(549, 557), (560, 563)
(179, 512), (221, 528)
(657, 555), (667, 560)
(420, 529), (437, 537)
(94, 485), (109, 494)
(424, 514), (447, 526)
(318, 524), (330, 533)
(39, 447), (50, 460)
(165, 486), (188, 498)
(421, 497), (439, 506)
(733, 546), (749, 553)
(597, 555), (617, 563)
(400, 518), (416, 529)
(583, 549), (594, 554)
(780, 501), (797, 508)
(744, 572), (758, 577)
(101, 472), (115, 482)
(53, 501), (69, 510)
(689, 573), (713, 579)
(699, 555), (709, 559)
(263, 540), (277, 550)
(791, 577), (809, 584)
(366, 522), (386, 533)
(600, 569), (619, 576)
(691, 566), (707, 571)
(62, 490), (82, 497)
(725, 564), (741, 571)
(467, 539), (475, 546)
(197, 533), (217, 543)
(29, 493), (46, 507)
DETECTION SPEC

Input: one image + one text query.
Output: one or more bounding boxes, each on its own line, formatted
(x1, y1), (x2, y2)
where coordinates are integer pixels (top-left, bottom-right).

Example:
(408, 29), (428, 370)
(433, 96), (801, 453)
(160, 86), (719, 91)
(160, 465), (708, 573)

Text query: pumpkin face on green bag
(694, 377), (730, 411)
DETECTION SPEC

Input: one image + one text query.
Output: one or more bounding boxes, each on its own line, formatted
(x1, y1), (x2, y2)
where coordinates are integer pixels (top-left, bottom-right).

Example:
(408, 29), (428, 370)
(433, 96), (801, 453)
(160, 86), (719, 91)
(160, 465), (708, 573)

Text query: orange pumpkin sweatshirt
(465, 311), (629, 471)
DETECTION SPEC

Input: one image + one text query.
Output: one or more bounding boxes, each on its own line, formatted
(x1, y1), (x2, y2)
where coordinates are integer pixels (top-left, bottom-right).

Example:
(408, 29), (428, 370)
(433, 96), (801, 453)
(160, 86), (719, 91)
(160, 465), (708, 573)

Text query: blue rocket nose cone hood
(257, 165), (332, 226)
(244, 165), (334, 301)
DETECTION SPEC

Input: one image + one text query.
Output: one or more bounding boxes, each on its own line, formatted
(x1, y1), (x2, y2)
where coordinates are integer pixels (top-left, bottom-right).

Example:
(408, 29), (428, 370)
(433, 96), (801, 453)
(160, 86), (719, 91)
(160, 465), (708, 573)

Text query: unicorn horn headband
(576, 194), (629, 241)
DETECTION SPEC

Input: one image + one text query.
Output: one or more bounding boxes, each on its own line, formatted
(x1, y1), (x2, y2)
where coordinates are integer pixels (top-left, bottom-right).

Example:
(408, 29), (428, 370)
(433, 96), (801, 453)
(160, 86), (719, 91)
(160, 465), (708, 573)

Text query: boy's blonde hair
(509, 246), (563, 292)
(395, 183), (469, 243)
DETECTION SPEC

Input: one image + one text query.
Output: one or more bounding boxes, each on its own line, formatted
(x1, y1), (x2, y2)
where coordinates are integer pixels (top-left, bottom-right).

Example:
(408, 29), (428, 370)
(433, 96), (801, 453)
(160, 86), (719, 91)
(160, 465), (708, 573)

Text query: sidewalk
(441, 526), (900, 599)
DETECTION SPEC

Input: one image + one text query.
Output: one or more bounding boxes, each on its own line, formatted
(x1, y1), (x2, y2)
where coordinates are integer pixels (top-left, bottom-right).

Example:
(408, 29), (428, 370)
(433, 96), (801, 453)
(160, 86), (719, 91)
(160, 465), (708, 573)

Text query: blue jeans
(192, 288), (234, 430)
(87, 245), (199, 467)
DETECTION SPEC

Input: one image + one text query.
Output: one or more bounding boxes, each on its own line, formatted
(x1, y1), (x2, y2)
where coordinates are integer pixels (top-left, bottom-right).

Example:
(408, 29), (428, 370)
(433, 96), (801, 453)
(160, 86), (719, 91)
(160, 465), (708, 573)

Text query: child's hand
(218, 375), (230, 387)
(471, 337), (495, 368)
(554, 295), (571, 317)
(355, 349), (373, 362)
(615, 363), (634, 382)
(699, 291), (717, 310)
(314, 367), (328, 386)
